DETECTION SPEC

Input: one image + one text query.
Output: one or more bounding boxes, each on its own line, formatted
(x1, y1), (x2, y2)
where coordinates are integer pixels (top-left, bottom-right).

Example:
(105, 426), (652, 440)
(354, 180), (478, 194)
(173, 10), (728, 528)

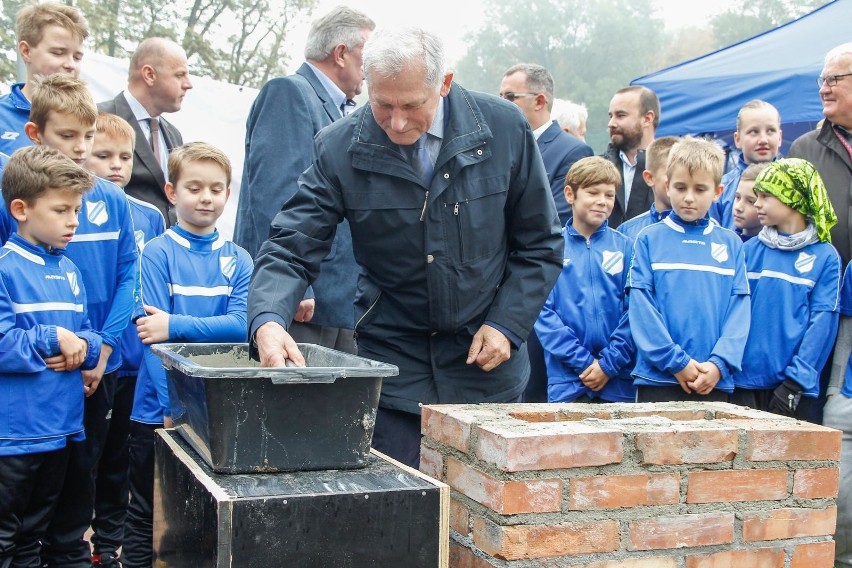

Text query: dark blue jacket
(536, 120), (593, 225)
(235, 63), (357, 329)
(601, 143), (654, 229)
(249, 83), (563, 412)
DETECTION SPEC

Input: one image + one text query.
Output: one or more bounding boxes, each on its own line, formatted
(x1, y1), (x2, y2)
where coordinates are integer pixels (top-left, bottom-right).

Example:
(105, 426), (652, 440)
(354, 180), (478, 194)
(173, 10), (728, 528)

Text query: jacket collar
(349, 83), (493, 181)
(564, 218), (610, 240)
(297, 62), (342, 123)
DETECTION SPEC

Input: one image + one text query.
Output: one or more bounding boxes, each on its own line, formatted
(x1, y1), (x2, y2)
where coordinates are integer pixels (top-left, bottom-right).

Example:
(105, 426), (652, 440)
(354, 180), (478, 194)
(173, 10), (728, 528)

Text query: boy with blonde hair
(0, 2), (88, 155)
(618, 135), (678, 240)
(535, 156), (635, 403)
(0, 145), (102, 568)
(628, 138), (750, 402)
(83, 111), (166, 567)
(711, 100), (783, 228)
(0, 74), (139, 568)
(124, 142), (252, 568)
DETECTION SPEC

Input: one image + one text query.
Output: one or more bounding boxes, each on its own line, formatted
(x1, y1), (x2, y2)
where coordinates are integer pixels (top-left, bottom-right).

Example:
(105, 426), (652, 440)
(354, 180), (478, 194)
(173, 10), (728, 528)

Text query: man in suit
(499, 63), (593, 403)
(99, 37), (191, 226)
(602, 85), (659, 228)
(499, 64), (593, 226)
(235, 6), (374, 353)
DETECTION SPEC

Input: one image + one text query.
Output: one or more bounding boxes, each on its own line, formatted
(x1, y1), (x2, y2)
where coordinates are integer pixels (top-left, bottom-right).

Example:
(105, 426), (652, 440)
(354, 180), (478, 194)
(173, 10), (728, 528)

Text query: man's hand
(82, 344), (113, 397)
(466, 324), (510, 372)
(294, 299), (315, 324)
(687, 361), (722, 395)
(579, 359), (610, 392)
(673, 359), (701, 394)
(137, 305), (170, 345)
(256, 321), (305, 367)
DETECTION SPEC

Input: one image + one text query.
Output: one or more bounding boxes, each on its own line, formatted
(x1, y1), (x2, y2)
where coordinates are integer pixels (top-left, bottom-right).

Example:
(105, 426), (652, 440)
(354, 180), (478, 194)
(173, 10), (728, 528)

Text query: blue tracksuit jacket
(0, 234), (102, 455)
(628, 213), (751, 392)
(131, 226), (252, 424)
(535, 220), (635, 402)
(734, 238), (840, 396)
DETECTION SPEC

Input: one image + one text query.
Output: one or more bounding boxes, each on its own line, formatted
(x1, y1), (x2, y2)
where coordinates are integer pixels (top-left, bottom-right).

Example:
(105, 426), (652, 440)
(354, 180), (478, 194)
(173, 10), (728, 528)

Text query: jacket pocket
(444, 175), (508, 264)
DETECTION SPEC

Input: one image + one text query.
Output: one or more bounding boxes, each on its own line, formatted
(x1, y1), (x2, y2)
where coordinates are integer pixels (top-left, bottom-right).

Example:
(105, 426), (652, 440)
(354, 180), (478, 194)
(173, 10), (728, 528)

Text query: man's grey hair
(503, 63), (554, 110)
(826, 42), (852, 70)
(304, 6), (375, 61)
(551, 99), (587, 132)
(363, 27), (446, 89)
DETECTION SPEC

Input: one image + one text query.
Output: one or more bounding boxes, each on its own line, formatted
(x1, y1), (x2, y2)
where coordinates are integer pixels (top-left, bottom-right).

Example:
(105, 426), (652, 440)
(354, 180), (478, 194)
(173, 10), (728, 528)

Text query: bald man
(99, 37), (192, 225)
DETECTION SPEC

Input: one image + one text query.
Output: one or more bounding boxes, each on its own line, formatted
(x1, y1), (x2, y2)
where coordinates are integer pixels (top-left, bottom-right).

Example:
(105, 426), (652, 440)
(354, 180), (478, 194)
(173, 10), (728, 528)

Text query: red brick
(473, 516), (619, 560)
(793, 468), (840, 499)
(686, 548), (784, 568)
(446, 457), (561, 514)
(634, 427), (738, 465)
(628, 512), (734, 550)
(449, 498), (470, 535)
(569, 473), (680, 510)
(449, 541), (496, 568)
(578, 559), (677, 568)
(791, 541), (835, 568)
(421, 406), (476, 452)
(474, 422), (622, 472)
(419, 444), (444, 480)
(742, 507), (837, 541)
(686, 469), (788, 503)
(741, 422), (841, 461)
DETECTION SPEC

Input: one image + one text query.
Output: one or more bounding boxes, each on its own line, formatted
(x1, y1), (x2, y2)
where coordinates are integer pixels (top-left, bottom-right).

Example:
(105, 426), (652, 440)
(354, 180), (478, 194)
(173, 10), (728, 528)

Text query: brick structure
(420, 402), (840, 567)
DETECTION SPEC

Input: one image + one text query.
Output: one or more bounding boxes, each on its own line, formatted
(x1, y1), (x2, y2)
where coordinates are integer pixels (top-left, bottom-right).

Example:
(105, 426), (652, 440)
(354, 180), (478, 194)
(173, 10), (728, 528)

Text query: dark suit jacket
(601, 143), (653, 229)
(98, 92), (183, 225)
(537, 120), (594, 225)
(237, 62), (358, 329)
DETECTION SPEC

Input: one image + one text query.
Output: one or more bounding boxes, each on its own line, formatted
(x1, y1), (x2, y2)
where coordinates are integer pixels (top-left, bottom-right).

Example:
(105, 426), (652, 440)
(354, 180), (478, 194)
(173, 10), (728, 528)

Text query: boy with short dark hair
(123, 142), (252, 568)
(5, 74), (139, 568)
(732, 159), (840, 417)
(0, 2), (88, 155)
(618, 135), (678, 240)
(0, 145), (102, 568)
(732, 163), (769, 242)
(628, 138), (750, 402)
(535, 156), (635, 403)
(711, 100), (783, 228)
(84, 111), (166, 567)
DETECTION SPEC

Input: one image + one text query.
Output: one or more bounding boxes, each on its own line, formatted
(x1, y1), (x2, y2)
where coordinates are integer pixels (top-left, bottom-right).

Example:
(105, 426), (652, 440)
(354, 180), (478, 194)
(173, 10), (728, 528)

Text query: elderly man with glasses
(791, 41), (852, 568)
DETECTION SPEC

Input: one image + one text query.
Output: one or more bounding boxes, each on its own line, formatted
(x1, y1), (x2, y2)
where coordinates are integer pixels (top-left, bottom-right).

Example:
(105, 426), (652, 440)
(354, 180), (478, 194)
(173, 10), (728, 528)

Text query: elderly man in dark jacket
(248, 26), (562, 468)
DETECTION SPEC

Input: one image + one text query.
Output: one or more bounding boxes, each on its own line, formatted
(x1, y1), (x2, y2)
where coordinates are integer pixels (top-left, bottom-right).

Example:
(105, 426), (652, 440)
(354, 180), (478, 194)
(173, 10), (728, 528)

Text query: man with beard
(602, 86), (660, 228)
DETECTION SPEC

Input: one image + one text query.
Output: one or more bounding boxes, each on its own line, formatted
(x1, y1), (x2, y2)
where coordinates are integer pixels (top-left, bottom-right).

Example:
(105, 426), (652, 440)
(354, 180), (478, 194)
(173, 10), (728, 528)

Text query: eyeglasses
(817, 73), (852, 88)
(499, 92), (538, 102)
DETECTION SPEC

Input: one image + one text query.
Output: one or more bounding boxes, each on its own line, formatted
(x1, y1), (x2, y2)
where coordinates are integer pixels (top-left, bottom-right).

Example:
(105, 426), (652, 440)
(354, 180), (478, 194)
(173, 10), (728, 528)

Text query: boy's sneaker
(91, 552), (122, 567)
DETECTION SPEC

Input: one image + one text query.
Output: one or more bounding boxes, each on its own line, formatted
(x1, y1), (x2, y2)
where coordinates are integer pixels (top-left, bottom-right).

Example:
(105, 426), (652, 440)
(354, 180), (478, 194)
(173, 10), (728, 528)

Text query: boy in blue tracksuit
(2, 75), (139, 568)
(536, 156), (635, 402)
(83, 112), (166, 568)
(0, 145), (103, 567)
(732, 159), (841, 417)
(710, 100), (782, 229)
(0, 3), (88, 156)
(628, 138), (751, 402)
(618, 136), (678, 241)
(123, 142), (252, 568)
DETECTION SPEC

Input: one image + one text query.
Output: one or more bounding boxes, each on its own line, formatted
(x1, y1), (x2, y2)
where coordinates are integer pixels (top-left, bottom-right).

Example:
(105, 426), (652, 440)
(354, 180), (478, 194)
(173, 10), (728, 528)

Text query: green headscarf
(753, 158), (837, 243)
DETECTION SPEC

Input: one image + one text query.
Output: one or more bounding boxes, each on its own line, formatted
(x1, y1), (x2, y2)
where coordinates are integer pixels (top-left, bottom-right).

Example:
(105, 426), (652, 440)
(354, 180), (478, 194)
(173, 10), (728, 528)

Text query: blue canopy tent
(631, 0), (851, 156)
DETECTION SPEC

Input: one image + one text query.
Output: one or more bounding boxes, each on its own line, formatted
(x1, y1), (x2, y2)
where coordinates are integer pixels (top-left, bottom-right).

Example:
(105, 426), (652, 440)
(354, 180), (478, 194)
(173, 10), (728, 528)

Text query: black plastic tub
(150, 343), (399, 474)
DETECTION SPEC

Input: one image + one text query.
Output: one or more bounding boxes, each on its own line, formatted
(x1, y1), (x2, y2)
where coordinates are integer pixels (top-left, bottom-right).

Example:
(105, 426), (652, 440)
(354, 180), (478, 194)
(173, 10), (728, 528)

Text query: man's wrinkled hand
(256, 321), (304, 367)
(466, 324), (511, 372)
